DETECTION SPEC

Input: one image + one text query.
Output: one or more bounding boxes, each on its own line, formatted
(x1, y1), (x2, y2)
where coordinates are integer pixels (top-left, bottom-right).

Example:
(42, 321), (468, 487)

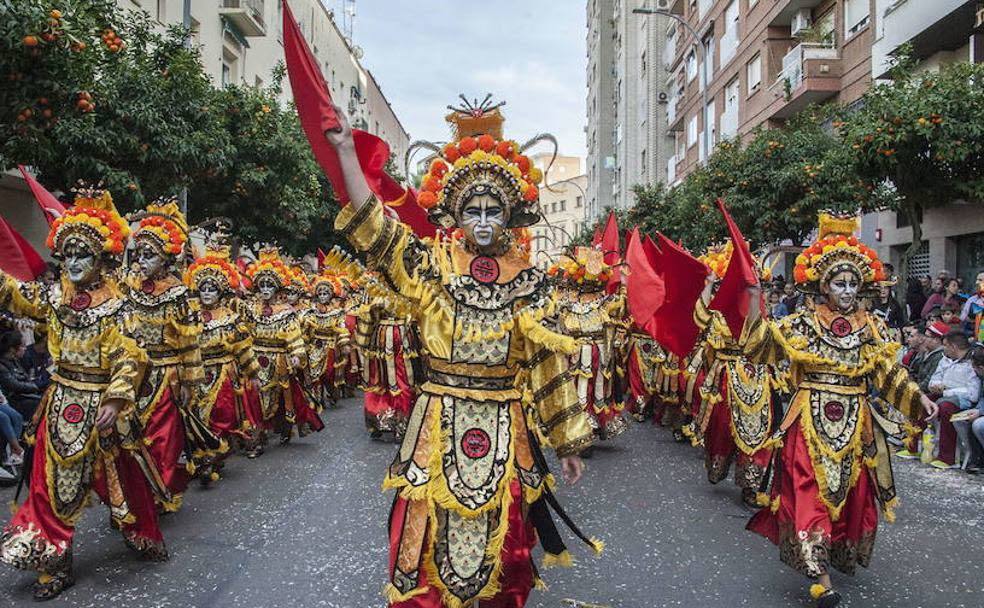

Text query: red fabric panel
(625, 228), (666, 337)
(0, 216), (46, 282)
(709, 199), (760, 339)
(143, 386), (190, 498)
(652, 233), (708, 357)
(18, 165), (66, 224)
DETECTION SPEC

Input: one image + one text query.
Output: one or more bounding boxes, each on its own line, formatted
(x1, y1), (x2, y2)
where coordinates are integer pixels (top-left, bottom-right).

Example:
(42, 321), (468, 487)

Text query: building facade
(862, 0), (984, 287)
(586, 0), (617, 223)
(529, 155), (588, 268)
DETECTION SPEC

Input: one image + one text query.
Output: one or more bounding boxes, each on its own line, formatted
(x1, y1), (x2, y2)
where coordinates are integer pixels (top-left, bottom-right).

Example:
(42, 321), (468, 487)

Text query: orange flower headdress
(185, 245), (241, 293)
(46, 186), (130, 257)
(410, 95), (552, 229)
(547, 246), (613, 291)
(698, 241), (734, 280)
(793, 213), (885, 294)
(131, 198), (189, 257)
(245, 246), (293, 290)
(312, 269), (345, 298)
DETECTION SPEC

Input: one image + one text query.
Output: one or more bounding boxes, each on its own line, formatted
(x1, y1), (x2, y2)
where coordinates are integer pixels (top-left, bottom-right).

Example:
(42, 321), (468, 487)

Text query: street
(1, 395), (981, 608)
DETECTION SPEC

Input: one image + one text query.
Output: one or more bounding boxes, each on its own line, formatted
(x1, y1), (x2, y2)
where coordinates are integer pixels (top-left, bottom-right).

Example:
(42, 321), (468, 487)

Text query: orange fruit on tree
(23, 35), (39, 47)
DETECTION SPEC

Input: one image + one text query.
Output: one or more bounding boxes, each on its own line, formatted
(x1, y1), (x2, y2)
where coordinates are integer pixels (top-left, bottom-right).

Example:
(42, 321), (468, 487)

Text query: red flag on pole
(625, 228), (665, 335)
(597, 212), (621, 293)
(709, 199), (760, 339)
(0, 217), (46, 282)
(652, 233), (708, 357)
(18, 165), (65, 225)
(282, 2), (434, 238)
(591, 225), (602, 247)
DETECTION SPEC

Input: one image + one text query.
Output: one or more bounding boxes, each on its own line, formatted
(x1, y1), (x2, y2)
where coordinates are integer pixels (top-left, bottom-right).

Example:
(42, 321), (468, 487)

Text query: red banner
(709, 199), (760, 339)
(0, 217), (46, 282)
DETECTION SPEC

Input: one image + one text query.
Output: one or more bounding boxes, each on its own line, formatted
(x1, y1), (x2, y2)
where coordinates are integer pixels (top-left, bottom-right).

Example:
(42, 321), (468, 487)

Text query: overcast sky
(328, 1), (588, 161)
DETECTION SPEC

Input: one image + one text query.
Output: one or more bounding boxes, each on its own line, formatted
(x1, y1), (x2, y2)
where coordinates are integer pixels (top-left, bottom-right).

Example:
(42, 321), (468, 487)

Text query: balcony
(766, 42), (840, 120)
(666, 94), (679, 127)
(219, 0), (266, 37)
(769, 0), (825, 26)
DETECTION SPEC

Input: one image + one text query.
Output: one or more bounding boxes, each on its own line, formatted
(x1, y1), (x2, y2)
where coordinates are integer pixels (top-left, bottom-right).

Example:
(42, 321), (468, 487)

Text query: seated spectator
(768, 290), (788, 319)
(941, 302), (963, 333)
(953, 347), (984, 473)
(899, 322), (922, 367)
(926, 330), (979, 468)
(925, 306), (943, 325)
(780, 281), (800, 315)
(0, 330), (43, 420)
(897, 321), (947, 459)
(0, 387), (24, 468)
(922, 278), (965, 319)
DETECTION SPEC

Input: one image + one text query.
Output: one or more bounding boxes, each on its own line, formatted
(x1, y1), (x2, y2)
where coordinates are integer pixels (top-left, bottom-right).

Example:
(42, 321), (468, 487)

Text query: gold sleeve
(0, 272), (47, 322)
(173, 298), (204, 385)
(101, 324), (148, 409)
(234, 323), (260, 378)
(738, 316), (788, 366)
(283, 317), (308, 366)
(335, 316), (351, 346)
(524, 341), (593, 457)
(872, 353), (923, 419)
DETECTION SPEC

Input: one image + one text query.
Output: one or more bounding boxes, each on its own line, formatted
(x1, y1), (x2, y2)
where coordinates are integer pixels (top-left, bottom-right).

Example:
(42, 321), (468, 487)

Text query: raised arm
(324, 104), (373, 212)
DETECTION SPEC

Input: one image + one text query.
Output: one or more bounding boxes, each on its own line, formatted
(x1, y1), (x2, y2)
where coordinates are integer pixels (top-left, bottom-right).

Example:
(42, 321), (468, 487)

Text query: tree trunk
(900, 195), (924, 286)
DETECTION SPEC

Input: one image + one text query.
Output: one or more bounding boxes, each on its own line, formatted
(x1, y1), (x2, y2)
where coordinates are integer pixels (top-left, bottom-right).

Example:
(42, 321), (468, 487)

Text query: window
(551, 202), (557, 213)
(687, 114), (698, 147)
(664, 26), (676, 67)
(720, 1), (739, 66)
(706, 99), (716, 147)
(641, 149), (647, 178)
(844, 0), (870, 36)
(697, 0), (712, 20)
(815, 10), (836, 47)
(749, 0), (758, 6)
(701, 33), (715, 89)
(576, 196), (583, 208)
(686, 50), (698, 82)
(721, 77), (739, 139)
(746, 53), (762, 93)
(560, 200), (567, 212)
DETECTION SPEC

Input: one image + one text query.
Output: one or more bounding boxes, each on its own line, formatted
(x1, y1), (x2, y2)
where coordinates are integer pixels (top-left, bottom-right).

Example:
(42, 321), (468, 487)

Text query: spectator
(952, 347), (984, 473)
(959, 271), (984, 339)
(905, 277), (928, 321)
(768, 290), (788, 319)
(780, 281), (800, 315)
(896, 321), (947, 459)
(927, 330), (979, 468)
(0, 330), (43, 420)
(926, 306), (943, 325)
(922, 278), (965, 319)
(0, 388), (25, 473)
(871, 283), (904, 330)
(900, 322), (922, 367)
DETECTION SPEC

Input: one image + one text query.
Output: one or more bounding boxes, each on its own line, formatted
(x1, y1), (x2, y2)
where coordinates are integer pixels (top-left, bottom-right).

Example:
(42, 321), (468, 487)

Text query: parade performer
(305, 268), (350, 408)
(551, 248), (628, 443)
(687, 247), (779, 507)
(741, 214), (937, 607)
(624, 329), (665, 420)
(341, 275), (365, 395)
(124, 199), (223, 509)
(244, 247), (323, 443)
(324, 99), (596, 608)
(185, 245), (263, 463)
(0, 188), (167, 599)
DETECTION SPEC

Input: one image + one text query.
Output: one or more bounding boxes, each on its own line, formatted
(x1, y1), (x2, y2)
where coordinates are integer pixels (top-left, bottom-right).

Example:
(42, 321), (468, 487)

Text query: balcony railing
(774, 42), (837, 94)
(666, 94), (679, 126)
(220, 0), (266, 37)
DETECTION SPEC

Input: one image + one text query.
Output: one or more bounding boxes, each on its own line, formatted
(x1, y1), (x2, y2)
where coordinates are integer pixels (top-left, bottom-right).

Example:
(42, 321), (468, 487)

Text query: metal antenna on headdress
(404, 140), (444, 183)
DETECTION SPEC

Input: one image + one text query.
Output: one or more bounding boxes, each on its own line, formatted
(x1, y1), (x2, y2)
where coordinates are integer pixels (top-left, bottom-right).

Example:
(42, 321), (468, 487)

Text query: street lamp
(632, 2), (710, 167)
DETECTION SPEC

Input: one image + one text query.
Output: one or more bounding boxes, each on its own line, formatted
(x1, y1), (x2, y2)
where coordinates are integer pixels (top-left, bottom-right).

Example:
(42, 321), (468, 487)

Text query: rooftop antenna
(342, 0), (356, 43)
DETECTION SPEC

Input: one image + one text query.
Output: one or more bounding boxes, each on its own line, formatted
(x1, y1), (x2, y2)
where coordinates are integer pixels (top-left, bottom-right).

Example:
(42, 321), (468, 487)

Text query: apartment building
(586, 0), (675, 223)
(665, 0), (873, 183)
(529, 155), (588, 268)
(861, 0), (984, 286)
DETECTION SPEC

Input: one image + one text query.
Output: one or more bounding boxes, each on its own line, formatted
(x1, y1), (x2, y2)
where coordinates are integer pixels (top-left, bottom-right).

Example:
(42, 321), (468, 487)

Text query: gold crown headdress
(547, 246), (613, 290)
(185, 245), (241, 292)
(245, 245), (292, 289)
(409, 95), (554, 229)
(131, 197), (189, 257)
(793, 213), (885, 293)
(46, 185), (130, 257)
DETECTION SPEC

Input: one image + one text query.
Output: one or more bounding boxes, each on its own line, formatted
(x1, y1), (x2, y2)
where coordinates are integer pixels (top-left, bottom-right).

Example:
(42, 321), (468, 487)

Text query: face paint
(315, 284), (333, 304)
(198, 279), (222, 307)
(62, 238), (99, 286)
(135, 242), (166, 278)
(822, 269), (860, 312)
(286, 290), (301, 305)
(458, 193), (507, 250)
(256, 276), (278, 301)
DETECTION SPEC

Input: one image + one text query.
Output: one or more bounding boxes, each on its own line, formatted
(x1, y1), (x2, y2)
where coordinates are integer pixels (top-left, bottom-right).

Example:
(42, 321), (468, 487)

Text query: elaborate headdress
(287, 261), (312, 295)
(131, 198), (189, 257)
(793, 213), (886, 294)
(185, 245), (241, 292)
(412, 95), (550, 229)
(547, 246), (613, 291)
(245, 246), (293, 289)
(699, 242), (734, 280)
(311, 269), (345, 298)
(46, 186), (130, 257)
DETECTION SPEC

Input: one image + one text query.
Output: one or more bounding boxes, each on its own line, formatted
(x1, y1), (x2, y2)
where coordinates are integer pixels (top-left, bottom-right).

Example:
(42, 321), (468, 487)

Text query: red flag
(709, 199), (759, 339)
(642, 234), (662, 269)
(597, 212), (621, 293)
(316, 248), (326, 271)
(625, 228), (665, 335)
(18, 165), (66, 225)
(591, 225), (602, 247)
(282, 2), (435, 238)
(0, 217), (46, 282)
(653, 233), (708, 357)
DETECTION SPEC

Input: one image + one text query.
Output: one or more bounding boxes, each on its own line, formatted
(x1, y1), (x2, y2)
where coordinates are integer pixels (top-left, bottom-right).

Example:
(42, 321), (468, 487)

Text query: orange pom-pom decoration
(477, 134), (495, 152)
(422, 175), (442, 193)
(417, 191), (438, 209)
(496, 141), (514, 158)
(459, 137), (477, 155)
(523, 184), (538, 202)
(429, 159), (448, 177)
(794, 266), (808, 283)
(443, 144), (460, 162)
(516, 155), (531, 173)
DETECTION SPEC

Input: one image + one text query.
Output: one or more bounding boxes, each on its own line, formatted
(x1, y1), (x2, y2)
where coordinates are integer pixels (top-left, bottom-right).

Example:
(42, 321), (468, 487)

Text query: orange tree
(836, 50), (984, 275)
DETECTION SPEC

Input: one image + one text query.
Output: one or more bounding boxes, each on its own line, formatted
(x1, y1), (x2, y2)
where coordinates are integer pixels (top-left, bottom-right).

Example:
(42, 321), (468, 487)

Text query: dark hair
(943, 330), (971, 351)
(971, 346), (984, 368)
(0, 330), (24, 356)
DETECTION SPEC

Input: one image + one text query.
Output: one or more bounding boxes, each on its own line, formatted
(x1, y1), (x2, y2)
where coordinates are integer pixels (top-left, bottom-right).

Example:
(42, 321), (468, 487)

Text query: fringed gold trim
(542, 550), (573, 569)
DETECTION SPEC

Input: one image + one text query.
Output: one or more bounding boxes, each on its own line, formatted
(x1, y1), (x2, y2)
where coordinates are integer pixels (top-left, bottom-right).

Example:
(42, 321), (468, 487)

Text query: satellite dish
(352, 45), (364, 59)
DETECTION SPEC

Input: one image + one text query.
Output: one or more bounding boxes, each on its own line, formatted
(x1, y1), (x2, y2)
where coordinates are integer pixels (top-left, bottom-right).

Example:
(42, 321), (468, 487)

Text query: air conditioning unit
(791, 9), (812, 37)
(657, 91), (669, 104)
(654, 0), (673, 10)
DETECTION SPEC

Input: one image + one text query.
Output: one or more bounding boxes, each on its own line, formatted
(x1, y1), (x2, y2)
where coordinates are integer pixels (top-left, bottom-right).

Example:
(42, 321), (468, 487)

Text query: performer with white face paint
(185, 246), (264, 464)
(324, 97), (596, 608)
(740, 214), (938, 608)
(244, 247), (323, 445)
(0, 188), (166, 600)
(304, 271), (349, 409)
(123, 199), (224, 510)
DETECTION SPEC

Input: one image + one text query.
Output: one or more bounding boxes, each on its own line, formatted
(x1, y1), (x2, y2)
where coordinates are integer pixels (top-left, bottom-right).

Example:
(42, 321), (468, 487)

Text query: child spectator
(941, 302), (962, 333)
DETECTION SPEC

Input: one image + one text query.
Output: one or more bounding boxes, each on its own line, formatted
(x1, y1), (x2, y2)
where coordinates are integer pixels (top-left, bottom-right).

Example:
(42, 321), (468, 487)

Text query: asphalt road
(1, 395), (981, 607)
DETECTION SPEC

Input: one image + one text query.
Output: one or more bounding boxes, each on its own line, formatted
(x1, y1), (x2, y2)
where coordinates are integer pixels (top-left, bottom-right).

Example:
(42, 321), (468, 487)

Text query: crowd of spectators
(0, 313), (50, 484)
(765, 266), (984, 475)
